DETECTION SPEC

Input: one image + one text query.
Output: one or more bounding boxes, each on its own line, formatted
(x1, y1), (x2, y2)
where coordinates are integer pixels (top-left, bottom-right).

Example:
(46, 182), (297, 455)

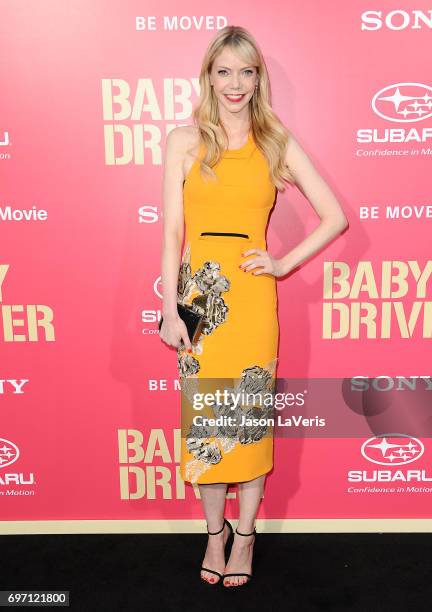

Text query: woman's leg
(198, 482), (230, 583)
(223, 474), (265, 587)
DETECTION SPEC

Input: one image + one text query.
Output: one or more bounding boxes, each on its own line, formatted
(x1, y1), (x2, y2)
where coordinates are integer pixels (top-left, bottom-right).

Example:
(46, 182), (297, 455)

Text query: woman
(159, 25), (348, 588)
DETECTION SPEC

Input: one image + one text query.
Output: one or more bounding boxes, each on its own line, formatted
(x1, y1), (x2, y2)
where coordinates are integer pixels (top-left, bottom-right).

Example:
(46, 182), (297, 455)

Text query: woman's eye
(217, 69), (254, 76)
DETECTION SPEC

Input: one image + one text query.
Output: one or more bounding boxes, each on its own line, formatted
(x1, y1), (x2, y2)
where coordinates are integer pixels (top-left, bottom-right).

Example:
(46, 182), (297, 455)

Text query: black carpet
(1, 533), (431, 611)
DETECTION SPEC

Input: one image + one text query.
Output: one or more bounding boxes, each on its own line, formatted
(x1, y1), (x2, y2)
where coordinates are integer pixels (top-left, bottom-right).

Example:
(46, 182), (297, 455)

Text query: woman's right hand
(159, 315), (193, 352)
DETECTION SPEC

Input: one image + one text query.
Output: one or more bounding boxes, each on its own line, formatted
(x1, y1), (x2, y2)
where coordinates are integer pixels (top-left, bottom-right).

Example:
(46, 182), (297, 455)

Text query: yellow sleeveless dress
(178, 130), (279, 484)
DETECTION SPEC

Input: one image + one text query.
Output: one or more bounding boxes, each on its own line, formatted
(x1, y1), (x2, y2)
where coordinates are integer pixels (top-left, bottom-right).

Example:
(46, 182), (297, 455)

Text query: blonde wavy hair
(189, 25), (296, 191)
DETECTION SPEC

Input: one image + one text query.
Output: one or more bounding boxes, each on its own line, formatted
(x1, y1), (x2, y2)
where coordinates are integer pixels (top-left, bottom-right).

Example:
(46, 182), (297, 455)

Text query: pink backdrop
(1, 1), (432, 529)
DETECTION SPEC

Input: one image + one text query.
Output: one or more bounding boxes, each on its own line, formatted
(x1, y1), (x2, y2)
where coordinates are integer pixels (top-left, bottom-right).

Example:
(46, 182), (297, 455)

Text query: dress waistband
(200, 231), (250, 239)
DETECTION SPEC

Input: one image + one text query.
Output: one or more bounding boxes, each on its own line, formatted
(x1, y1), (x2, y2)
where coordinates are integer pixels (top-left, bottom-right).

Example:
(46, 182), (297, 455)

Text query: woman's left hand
(239, 249), (286, 278)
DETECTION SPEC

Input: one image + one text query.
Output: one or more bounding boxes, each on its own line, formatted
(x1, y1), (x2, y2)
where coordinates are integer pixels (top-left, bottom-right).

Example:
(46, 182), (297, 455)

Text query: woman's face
(210, 46), (258, 115)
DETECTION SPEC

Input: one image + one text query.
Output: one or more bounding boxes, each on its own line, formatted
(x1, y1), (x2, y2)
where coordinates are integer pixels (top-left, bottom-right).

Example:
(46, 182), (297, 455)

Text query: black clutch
(158, 302), (205, 345)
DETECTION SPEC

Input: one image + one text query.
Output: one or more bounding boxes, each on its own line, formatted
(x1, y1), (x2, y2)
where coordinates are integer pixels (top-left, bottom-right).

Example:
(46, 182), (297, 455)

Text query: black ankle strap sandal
(223, 526), (257, 587)
(200, 518), (234, 585)
(235, 527), (257, 536)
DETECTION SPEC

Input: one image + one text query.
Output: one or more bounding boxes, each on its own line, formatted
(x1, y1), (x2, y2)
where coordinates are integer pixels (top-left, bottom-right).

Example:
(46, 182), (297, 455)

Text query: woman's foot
(223, 529), (255, 587)
(201, 521), (231, 584)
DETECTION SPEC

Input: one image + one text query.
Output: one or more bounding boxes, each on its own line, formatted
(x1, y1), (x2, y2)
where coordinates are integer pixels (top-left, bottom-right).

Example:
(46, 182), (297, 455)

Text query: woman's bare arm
(161, 127), (185, 318)
(159, 127), (192, 350)
(279, 132), (349, 276)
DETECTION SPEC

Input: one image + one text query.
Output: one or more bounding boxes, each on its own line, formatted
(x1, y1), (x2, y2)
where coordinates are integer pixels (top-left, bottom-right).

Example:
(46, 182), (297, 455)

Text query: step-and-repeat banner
(1, 1), (431, 532)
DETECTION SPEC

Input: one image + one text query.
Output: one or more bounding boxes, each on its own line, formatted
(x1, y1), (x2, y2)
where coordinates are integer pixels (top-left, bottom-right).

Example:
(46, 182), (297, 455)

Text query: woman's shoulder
(166, 126), (201, 182)
(166, 125), (200, 155)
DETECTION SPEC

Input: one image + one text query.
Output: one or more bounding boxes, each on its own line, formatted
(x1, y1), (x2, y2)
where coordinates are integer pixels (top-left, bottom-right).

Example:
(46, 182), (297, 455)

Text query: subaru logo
(372, 82), (432, 123)
(0, 437), (20, 469)
(361, 434), (424, 466)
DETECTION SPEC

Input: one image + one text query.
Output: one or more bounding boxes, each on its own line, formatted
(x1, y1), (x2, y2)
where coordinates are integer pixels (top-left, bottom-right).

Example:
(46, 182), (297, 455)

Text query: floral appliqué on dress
(177, 243), (278, 483)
